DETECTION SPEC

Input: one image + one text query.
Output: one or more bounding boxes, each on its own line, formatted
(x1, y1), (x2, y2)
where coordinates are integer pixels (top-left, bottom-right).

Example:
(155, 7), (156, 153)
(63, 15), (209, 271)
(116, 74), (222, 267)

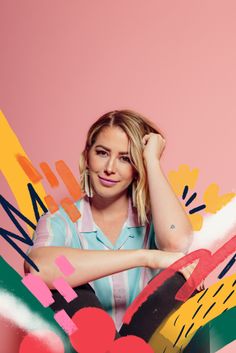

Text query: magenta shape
(22, 273), (54, 307)
(55, 255), (75, 276)
(52, 277), (78, 302)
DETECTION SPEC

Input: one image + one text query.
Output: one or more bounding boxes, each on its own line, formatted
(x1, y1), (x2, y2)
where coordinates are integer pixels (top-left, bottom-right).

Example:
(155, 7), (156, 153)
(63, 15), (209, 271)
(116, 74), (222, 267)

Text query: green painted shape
(209, 307), (236, 353)
(2, 256), (234, 353)
(0, 256), (76, 353)
(184, 307), (236, 353)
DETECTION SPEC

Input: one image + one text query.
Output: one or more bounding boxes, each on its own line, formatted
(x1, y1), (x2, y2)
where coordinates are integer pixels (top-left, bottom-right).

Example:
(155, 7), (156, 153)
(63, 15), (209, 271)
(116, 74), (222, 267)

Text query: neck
(90, 193), (129, 218)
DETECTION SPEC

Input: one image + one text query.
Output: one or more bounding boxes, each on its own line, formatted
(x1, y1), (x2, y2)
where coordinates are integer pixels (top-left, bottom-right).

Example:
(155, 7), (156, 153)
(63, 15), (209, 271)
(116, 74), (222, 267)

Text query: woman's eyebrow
(95, 144), (129, 155)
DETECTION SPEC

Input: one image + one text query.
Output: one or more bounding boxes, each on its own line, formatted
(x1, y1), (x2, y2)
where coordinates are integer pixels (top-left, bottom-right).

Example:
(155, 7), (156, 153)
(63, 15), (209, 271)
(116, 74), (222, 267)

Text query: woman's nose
(105, 157), (116, 174)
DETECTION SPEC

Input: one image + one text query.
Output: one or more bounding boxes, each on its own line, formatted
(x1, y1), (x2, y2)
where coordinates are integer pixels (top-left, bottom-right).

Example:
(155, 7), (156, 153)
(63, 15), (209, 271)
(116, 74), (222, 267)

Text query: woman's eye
(96, 150), (108, 157)
(120, 156), (131, 163)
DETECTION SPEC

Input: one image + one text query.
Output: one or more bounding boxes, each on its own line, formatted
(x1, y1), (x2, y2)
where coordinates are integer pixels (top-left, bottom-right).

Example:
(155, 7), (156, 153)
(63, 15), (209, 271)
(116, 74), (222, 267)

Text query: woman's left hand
(179, 261), (205, 291)
(142, 133), (165, 162)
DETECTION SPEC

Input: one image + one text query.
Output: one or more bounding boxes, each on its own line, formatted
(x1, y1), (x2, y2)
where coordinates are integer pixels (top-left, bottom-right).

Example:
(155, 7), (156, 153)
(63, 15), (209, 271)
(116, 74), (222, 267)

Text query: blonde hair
(79, 109), (164, 225)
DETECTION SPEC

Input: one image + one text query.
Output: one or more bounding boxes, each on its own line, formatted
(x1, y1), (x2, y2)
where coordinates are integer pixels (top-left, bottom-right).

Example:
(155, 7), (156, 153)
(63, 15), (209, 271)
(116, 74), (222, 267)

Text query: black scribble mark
(197, 289), (208, 303)
(174, 314), (179, 326)
(173, 325), (185, 347)
(182, 185), (188, 200)
(192, 304), (203, 319)
(213, 283), (224, 297)
(203, 302), (216, 319)
(223, 290), (235, 304)
(218, 253), (236, 279)
(185, 192), (197, 207)
(189, 204), (206, 214)
(181, 185), (206, 214)
(185, 323), (194, 337)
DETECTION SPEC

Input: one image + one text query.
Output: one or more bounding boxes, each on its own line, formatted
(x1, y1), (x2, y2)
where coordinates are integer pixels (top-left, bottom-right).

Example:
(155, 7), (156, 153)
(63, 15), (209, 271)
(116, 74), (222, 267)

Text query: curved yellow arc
(0, 111), (46, 236)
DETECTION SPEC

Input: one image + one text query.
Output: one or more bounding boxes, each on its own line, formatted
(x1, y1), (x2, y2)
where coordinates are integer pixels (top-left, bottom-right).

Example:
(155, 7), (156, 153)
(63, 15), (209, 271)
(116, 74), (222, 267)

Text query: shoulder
(37, 197), (85, 230)
(31, 198), (87, 248)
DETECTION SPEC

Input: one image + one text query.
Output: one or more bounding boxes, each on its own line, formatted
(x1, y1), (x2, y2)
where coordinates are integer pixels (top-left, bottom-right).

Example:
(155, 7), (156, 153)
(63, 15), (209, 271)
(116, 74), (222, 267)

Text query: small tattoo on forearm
(170, 224), (175, 229)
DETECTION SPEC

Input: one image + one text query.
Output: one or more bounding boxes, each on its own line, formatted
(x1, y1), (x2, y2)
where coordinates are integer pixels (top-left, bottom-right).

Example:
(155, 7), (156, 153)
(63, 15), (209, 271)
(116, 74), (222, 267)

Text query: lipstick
(98, 176), (119, 186)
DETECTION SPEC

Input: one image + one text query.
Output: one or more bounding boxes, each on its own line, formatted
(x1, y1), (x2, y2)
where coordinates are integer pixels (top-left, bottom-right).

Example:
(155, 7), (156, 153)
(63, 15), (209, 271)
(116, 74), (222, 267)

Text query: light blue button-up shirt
(31, 196), (159, 330)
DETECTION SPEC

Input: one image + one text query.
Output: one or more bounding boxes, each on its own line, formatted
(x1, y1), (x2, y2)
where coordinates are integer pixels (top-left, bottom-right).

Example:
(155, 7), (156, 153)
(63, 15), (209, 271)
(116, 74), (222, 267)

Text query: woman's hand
(142, 133), (165, 163)
(146, 250), (205, 291)
(179, 261), (205, 291)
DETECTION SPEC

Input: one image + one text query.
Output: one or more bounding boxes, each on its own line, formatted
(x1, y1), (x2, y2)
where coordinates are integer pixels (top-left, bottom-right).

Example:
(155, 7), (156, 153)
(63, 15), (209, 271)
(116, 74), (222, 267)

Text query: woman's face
(87, 126), (135, 200)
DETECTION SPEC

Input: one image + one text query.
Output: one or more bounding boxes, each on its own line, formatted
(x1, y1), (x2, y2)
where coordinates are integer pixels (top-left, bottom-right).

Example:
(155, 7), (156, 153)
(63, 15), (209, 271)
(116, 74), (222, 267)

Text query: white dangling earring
(132, 180), (137, 208)
(84, 169), (93, 197)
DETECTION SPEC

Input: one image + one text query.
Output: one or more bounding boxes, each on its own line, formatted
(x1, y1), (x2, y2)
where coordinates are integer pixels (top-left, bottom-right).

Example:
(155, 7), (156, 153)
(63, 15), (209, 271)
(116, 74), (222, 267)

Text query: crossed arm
(26, 133), (193, 288)
(146, 158), (192, 252)
(143, 133), (193, 252)
(26, 246), (184, 289)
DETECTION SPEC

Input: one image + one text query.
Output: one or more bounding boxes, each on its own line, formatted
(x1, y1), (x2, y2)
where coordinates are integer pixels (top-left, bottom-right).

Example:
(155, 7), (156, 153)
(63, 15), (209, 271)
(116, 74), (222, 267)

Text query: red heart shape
(69, 307), (116, 353)
(109, 335), (154, 353)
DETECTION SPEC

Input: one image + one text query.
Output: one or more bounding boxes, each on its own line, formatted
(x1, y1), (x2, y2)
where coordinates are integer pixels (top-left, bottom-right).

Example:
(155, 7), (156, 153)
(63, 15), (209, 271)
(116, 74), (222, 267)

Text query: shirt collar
(80, 196), (96, 232)
(79, 196), (142, 233)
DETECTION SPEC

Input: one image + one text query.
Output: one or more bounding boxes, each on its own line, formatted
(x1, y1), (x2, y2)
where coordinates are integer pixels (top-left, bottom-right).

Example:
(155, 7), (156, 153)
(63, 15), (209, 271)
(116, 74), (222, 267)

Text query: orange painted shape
(40, 162), (59, 187)
(16, 154), (42, 183)
(44, 195), (59, 214)
(60, 197), (81, 222)
(55, 160), (82, 201)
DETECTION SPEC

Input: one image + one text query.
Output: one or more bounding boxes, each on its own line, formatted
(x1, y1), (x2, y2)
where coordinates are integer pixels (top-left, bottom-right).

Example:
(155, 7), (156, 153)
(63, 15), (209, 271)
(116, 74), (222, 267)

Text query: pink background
(0, 1), (235, 352)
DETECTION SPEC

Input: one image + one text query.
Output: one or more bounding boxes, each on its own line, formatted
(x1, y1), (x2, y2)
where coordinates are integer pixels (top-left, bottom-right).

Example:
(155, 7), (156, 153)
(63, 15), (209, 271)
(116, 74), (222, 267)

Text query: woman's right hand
(146, 249), (184, 270)
(145, 251), (205, 291)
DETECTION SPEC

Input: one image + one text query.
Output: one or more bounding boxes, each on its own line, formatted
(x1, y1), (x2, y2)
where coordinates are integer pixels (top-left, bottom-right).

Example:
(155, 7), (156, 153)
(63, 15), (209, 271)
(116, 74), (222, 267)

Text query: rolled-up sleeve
(148, 221), (159, 250)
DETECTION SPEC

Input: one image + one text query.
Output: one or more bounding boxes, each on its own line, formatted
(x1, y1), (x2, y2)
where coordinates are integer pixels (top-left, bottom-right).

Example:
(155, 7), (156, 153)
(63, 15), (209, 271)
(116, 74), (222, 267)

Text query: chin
(92, 185), (127, 200)
(94, 189), (120, 200)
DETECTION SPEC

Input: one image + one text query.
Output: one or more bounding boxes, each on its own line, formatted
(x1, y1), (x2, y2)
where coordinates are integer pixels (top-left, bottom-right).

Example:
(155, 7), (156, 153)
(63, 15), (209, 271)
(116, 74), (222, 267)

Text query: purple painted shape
(55, 255), (75, 276)
(54, 309), (78, 335)
(52, 277), (78, 302)
(22, 273), (54, 307)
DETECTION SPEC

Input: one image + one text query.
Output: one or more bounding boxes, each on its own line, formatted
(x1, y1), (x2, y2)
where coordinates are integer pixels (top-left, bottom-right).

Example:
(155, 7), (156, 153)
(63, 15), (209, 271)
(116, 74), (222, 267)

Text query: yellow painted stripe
(149, 274), (236, 353)
(0, 111), (46, 236)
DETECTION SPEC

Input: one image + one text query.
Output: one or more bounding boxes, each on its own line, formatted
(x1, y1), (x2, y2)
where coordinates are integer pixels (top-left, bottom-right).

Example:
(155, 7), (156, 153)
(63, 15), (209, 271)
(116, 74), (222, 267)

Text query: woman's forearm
(26, 247), (184, 289)
(27, 247), (146, 289)
(145, 158), (193, 252)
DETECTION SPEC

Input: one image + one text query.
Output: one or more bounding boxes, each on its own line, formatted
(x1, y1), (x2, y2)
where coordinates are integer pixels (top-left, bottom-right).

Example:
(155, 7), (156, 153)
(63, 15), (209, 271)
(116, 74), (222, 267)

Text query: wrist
(144, 249), (161, 269)
(144, 155), (161, 166)
(137, 249), (149, 267)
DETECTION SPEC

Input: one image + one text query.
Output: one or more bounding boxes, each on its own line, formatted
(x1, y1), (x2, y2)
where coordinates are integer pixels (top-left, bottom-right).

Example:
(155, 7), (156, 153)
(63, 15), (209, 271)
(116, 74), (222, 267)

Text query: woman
(26, 110), (194, 341)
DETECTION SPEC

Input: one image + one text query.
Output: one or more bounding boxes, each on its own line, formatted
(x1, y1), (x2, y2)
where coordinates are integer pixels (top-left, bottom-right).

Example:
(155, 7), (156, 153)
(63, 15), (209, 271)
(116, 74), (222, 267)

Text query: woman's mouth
(98, 176), (119, 186)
